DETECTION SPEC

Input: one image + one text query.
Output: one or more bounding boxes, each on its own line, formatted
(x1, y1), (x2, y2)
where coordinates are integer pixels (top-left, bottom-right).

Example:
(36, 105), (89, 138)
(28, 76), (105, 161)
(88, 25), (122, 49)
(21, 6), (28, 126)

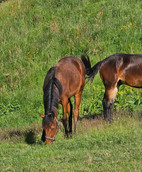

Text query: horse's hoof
(105, 118), (113, 123)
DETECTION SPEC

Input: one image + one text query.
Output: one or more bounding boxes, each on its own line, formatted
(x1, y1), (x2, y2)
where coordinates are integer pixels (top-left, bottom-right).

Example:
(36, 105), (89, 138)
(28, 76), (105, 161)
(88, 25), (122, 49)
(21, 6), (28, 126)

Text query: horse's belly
(121, 65), (142, 88)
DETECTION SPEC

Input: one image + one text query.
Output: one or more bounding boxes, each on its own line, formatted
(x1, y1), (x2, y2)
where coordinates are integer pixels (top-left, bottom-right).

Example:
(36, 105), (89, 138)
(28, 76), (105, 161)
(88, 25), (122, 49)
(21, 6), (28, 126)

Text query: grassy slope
(0, 0), (142, 129)
(0, 0), (142, 171)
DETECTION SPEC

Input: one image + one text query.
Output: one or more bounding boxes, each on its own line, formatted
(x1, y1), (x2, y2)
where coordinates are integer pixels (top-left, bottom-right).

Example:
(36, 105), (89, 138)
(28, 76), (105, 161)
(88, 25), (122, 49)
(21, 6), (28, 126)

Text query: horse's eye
(51, 127), (55, 131)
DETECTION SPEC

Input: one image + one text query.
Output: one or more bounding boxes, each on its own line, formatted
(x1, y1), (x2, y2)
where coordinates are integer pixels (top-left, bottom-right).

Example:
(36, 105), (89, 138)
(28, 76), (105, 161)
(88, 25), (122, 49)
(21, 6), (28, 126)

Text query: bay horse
(39, 56), (91, 145)
(82, 53), (142, 122)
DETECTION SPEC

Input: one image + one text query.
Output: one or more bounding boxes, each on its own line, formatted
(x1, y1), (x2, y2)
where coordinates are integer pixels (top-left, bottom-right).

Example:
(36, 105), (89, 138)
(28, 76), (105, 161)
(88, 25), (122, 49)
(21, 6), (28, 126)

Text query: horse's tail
(81, 55), (101, 81)
(43, 67), (62, 115)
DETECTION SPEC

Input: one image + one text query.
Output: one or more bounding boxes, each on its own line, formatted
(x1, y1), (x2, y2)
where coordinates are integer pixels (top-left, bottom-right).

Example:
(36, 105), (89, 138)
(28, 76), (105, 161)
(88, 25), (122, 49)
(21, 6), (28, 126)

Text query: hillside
(0, 0), (142, 129)
(0, 0), (142, 171)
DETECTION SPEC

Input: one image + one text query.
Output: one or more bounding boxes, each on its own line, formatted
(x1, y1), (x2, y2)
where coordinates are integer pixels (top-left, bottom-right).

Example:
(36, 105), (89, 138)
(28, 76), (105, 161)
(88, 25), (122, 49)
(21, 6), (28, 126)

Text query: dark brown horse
(39, 56), (91, 145)
(82, 53), (142, 122)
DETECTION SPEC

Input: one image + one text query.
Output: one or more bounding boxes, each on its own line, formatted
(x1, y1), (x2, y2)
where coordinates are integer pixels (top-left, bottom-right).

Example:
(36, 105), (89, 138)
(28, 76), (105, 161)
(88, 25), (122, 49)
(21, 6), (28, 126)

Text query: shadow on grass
(24, 130), (44, 145)
(0, 124), (43, 145)
(25, 130), (37, 145)
(78, 113), (103, 121)
(0, 114), (104, 144)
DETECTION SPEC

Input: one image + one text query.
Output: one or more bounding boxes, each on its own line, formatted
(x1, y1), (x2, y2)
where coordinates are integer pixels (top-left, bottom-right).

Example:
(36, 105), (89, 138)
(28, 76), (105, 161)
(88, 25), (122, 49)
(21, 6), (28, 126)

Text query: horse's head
(39, 113), (58, 145)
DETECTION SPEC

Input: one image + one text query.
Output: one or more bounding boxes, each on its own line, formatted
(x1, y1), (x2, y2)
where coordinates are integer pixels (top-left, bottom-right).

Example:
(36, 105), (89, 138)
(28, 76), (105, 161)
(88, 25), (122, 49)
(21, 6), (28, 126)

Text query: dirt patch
(77, 114), (104, 134)
(2, 113), (138, 143)
(78, 118), (103, 133)
(0, 123), (42, 143)
(0, 114), (104, 143)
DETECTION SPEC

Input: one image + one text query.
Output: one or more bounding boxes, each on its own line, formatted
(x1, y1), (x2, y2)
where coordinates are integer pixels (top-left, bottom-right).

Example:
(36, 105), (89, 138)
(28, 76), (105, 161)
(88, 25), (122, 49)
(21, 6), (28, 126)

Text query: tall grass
(0, 0), (142, 129)
(0, 1), (142, 171)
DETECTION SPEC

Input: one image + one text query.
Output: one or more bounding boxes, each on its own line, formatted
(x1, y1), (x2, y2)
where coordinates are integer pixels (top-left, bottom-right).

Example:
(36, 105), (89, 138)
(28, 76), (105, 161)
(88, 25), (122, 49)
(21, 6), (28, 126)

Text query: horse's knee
(102, 98), (114, 108)
(74, 109), (79, 121)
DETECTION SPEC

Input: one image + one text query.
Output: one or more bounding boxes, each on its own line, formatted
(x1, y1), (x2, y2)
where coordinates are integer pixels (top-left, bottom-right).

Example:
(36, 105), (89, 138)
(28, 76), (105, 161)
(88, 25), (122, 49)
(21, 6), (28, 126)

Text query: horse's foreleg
(62, 98), (68, 137)
(41, 130), (46, 142)
(103, 87), (118, 122)
(74, 93), (81, 134)
(67, 98), (73, 134)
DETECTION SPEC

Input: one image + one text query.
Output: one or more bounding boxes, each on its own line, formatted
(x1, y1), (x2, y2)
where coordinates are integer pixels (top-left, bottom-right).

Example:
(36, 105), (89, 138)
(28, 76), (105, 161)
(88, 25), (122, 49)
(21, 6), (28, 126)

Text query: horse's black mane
(43, 67), (62, 118)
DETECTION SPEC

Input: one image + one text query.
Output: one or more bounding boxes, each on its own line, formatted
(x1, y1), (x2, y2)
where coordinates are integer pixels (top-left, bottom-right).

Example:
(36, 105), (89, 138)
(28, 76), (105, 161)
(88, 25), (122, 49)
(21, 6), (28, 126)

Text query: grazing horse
(39, 56), (91, 145)
(82, 53), (142, 122)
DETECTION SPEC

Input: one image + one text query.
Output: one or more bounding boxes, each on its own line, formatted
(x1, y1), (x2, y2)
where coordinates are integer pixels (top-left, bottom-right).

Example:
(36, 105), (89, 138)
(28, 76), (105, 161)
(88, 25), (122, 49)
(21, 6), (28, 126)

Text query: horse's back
(56, 56), (85, 76)
(100, 53), (142, 88)
(119, 54), (142, 87)
(55, 56), (86, 97)
(58, 56), (85, 72)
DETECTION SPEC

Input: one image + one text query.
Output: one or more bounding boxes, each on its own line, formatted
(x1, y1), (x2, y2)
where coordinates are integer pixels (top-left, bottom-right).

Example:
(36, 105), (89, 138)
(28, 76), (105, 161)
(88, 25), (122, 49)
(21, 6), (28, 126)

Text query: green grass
(0, 0), (142, 171)
(0, 116), (142, 171)
(0, 0), (142, 128)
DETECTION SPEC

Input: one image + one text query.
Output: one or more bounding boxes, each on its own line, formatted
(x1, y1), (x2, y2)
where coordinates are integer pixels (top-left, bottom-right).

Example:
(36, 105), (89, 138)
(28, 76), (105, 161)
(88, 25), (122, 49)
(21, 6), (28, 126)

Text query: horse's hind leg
(41, 130), (46, 142)
(103, 86), (118, 122)
(67, 98), (73, 134)
(74, 92), (81, 134)
(62, 97), (69, 137)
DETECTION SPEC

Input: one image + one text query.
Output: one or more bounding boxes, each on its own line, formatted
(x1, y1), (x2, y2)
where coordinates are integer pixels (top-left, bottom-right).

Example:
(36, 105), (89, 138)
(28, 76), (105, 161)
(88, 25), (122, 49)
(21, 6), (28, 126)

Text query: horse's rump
(99, 54), (142, 88)
(55, 56), (86, 98)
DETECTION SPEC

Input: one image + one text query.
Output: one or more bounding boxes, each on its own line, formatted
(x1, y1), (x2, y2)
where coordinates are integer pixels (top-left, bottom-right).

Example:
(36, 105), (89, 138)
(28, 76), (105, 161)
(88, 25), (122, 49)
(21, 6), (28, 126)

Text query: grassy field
(0, 0), (142, 171)
(1, 115), (142, 171)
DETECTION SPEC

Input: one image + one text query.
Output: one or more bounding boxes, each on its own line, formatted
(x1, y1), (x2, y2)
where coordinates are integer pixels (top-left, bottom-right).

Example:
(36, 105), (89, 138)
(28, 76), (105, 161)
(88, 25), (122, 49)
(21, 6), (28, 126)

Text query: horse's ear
(38, 112), (45, 118)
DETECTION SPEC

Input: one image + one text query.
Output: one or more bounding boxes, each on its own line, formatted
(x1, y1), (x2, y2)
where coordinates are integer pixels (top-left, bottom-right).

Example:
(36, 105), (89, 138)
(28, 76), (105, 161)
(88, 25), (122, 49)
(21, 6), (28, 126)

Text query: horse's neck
(50, 85), (60, 116)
